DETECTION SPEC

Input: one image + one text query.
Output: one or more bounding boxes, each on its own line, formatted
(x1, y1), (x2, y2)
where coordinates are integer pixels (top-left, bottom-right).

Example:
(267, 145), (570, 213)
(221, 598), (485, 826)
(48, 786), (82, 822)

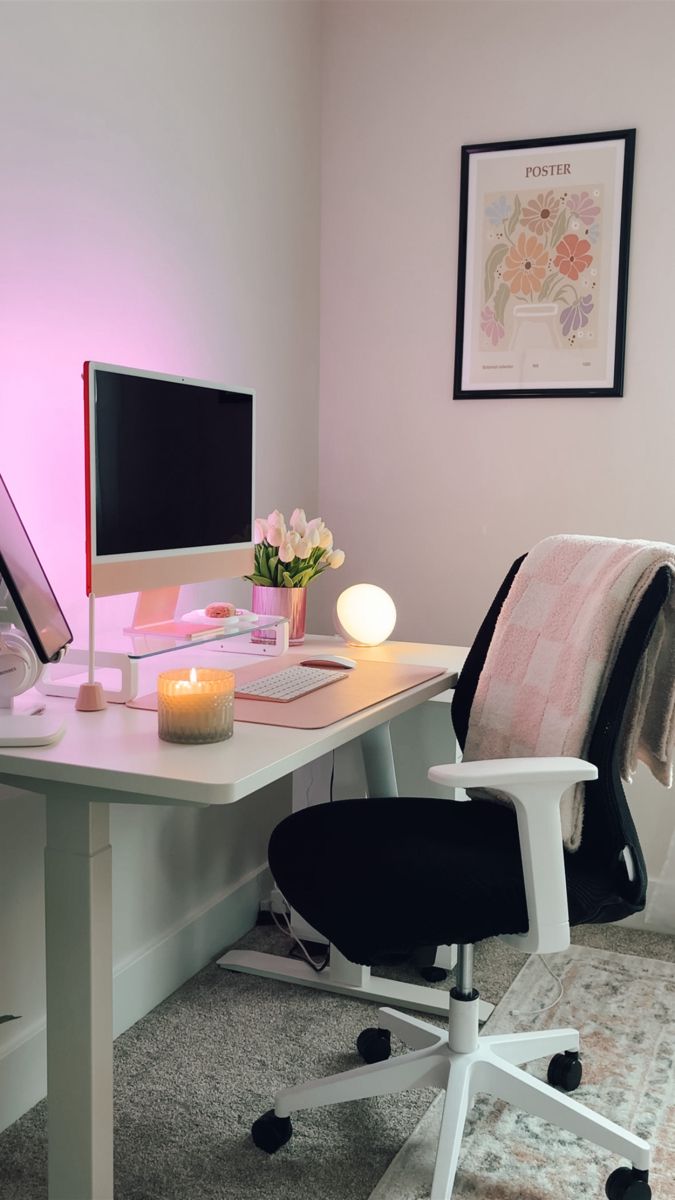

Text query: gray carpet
(1, 921), (674, 1200)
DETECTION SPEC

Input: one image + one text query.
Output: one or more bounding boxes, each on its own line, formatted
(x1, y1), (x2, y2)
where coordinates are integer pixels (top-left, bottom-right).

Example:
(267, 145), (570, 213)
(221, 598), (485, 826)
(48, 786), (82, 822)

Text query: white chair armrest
(427, 756), (598, 955)
(427, 757), (597, 789)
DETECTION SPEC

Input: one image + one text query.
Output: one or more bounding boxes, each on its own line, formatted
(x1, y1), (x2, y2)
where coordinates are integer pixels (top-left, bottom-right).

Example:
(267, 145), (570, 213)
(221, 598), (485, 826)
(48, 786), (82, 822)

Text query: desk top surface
(0, 638), (467, 805)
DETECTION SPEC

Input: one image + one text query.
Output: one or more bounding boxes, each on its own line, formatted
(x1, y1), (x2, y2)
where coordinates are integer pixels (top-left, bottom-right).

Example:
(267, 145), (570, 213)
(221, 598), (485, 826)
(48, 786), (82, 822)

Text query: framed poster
(453, 129), (635, 399)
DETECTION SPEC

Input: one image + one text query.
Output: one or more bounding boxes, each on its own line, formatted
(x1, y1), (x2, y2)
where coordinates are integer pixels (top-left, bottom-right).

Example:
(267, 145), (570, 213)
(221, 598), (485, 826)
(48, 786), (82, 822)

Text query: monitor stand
(124, 587), (217, 638)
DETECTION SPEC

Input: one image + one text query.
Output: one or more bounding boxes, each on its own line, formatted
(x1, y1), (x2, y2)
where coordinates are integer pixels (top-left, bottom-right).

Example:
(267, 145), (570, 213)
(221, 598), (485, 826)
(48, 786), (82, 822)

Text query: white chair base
(267, 1001), (651, 1200)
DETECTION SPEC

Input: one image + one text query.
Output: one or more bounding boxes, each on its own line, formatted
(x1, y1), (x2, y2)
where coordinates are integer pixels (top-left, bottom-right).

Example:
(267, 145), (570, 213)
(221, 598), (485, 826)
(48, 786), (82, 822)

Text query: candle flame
(189, 667), (198, 684)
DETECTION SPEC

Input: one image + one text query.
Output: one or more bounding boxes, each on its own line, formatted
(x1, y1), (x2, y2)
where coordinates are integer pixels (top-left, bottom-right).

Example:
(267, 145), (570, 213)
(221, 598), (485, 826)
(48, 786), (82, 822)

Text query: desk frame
(0, 640), (467, 1200)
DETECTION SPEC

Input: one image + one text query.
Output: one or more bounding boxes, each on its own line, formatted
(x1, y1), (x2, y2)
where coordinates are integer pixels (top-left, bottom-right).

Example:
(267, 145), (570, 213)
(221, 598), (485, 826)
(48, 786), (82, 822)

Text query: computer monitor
(84, 362), (255, 600)
(0, 472), (73, 663)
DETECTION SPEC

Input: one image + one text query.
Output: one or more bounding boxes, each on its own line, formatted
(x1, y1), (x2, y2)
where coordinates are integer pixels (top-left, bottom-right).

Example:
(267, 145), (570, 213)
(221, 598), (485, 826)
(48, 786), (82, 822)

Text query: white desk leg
(360, 721), (398, 796)
(45, 796), (113, 1200)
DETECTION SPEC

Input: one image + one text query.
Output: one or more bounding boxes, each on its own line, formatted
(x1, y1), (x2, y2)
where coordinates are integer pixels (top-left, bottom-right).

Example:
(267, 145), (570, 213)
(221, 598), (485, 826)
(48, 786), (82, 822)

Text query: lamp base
(75, 682), (107, 712)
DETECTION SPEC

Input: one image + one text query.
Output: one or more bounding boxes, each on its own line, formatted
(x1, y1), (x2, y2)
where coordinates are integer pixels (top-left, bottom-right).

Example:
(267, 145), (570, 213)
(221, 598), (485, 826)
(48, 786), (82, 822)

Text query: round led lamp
(334, 584), (396, 647)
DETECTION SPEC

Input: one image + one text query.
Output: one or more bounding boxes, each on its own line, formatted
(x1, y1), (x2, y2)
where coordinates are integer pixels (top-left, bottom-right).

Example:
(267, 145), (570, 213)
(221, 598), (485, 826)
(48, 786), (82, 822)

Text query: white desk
(0, 637), (466, 1200)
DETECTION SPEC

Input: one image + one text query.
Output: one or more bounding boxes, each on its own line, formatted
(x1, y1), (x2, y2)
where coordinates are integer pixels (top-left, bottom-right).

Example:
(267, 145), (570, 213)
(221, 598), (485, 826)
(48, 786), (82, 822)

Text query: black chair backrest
(451, 554), (672, 912)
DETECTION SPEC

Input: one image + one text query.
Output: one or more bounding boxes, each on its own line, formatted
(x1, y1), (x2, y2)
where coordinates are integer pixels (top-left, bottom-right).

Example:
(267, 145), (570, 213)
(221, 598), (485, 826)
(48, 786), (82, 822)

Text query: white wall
(0, 0), (320, 1127)
(316, 0), (675, 920)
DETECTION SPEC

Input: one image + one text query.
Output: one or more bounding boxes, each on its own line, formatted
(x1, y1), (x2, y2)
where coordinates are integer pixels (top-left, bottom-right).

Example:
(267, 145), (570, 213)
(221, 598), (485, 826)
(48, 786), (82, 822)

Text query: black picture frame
(453, 129), (635, 399)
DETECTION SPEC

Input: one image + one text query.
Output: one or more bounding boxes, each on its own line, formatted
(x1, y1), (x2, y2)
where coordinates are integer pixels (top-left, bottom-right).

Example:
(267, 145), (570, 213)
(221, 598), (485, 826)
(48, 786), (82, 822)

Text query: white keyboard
(235, 665), (349, 703)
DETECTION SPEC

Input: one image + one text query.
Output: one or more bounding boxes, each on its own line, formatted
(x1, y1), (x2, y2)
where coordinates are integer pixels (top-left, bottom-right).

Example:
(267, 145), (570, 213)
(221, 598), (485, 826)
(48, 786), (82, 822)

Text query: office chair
(252, 553), (670, 1200)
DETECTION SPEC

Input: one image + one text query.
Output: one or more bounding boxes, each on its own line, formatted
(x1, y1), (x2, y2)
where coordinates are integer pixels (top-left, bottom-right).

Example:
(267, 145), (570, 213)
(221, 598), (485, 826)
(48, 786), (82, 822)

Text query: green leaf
(484, 243), (508, 302)
(549, 208), (568, 251)
(283, 571), (296, 588)
(538, 272), (559, 301)
(258, 553), (271, 580)
(493, 281), (509, 325)
(507, 193), (521, 237)
(248, 574), (273, 586)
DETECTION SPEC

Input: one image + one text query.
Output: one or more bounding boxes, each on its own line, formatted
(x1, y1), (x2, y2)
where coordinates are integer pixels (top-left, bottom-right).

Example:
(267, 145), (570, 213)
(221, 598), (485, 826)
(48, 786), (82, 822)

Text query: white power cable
(512, 954), (564, 1016)
(270, 903), (329, 972)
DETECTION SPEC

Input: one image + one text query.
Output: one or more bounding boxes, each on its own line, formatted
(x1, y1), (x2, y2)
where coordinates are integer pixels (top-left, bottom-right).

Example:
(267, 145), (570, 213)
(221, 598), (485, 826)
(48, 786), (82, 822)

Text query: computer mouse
(300, 654), (357, 670)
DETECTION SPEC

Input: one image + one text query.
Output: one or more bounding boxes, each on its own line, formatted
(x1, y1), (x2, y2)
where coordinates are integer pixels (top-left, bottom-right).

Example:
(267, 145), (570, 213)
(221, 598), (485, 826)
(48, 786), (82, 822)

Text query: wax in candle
(157, 667), (234, 744)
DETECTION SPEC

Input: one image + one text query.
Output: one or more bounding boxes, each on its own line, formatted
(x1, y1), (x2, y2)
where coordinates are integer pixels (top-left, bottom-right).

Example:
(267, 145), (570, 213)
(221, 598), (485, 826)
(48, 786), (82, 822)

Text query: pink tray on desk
(128, 658), (449, 729)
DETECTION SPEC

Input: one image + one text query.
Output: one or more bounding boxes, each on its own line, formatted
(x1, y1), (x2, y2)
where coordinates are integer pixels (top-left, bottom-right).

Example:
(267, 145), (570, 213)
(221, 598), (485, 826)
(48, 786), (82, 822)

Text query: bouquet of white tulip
(245, 509), (345, 588)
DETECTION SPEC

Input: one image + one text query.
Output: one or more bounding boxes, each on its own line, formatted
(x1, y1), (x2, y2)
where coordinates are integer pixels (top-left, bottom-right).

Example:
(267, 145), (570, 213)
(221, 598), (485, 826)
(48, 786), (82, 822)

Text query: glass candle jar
(157, 667), (235, 744)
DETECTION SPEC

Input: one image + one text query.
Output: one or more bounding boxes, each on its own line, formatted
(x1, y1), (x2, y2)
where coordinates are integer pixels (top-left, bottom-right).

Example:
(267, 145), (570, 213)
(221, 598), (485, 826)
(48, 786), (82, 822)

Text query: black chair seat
(269, 795), (634, 967)
(270, 797), (525, 965)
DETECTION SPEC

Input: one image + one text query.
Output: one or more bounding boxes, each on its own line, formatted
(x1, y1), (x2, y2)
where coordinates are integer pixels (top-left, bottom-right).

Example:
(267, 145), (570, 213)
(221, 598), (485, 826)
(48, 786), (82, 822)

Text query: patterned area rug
(369, 945), (675, 1199)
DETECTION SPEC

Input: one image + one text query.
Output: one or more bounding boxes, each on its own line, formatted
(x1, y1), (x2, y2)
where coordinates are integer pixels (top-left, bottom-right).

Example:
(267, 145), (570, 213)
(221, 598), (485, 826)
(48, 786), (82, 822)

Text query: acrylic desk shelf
(121, 613), (288, 660)
(38, 615), (290, 704)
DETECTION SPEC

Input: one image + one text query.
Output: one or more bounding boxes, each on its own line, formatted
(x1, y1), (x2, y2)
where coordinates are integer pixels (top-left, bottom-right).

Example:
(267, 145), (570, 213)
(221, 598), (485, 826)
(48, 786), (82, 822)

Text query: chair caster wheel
(251, 1109), (293, 1154)
(605, 1166), (651, 1199)
(418, 966), (448, 983)
(547, 1049), (582, 1092)
(356, 1027), (391, 1063)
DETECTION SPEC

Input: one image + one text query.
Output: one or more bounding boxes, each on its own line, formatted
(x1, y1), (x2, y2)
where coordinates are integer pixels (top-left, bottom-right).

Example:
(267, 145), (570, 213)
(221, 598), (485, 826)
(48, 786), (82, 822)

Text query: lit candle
(157, 667), (235, 744)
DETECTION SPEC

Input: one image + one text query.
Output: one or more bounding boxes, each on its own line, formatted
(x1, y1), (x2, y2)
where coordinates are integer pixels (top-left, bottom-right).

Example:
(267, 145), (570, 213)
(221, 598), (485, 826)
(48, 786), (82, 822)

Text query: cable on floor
(512, 954), (565, 1015)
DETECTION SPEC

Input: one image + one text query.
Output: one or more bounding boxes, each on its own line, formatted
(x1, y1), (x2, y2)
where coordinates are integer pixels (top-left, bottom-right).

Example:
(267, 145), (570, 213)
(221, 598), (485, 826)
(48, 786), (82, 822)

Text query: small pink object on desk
(205, 602), (236, 619)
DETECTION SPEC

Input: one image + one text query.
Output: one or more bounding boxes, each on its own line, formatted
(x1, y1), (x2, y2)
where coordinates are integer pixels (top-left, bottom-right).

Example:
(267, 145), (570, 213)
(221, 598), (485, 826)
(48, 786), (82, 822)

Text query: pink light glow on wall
(1, 0), (321, 647)
(2, 193), (231, 642)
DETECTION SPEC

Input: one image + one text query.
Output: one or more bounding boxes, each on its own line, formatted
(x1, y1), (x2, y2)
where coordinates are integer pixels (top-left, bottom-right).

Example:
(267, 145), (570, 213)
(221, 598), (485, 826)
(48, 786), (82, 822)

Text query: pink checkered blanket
(463, 536), (675, 850)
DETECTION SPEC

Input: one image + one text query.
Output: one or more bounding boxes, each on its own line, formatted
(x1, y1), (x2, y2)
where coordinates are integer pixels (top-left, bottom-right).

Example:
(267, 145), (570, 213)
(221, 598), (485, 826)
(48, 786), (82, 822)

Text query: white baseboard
(0, 1014), (48, 1137)
(638, 873), (672, 936)
(0, 862), (271, 1134)
(626, 876), (675, 935)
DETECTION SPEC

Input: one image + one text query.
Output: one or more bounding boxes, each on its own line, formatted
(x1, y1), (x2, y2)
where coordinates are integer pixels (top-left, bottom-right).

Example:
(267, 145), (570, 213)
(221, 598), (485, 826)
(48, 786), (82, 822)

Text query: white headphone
(0, 629), (41, 704)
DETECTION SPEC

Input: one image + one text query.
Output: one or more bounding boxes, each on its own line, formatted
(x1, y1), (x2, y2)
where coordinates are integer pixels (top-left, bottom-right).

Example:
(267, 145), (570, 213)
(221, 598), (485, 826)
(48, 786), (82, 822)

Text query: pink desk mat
(128, 657), (449, 729)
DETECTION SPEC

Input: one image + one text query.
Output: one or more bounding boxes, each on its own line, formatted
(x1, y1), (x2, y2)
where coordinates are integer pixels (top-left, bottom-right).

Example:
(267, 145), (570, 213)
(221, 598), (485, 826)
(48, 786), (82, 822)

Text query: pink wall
(1, 0), (321, 642)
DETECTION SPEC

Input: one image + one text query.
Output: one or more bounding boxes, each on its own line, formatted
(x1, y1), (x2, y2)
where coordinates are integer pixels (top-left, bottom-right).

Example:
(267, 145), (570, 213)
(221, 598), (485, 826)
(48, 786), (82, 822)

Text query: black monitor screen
(0, 473), (73, 663)
(93, 370), (253, 557)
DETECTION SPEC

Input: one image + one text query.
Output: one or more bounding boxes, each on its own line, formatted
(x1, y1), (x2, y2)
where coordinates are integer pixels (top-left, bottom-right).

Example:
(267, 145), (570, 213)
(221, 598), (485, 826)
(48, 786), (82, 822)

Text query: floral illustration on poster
(453, 131), (635, 398)
(481, 187), (601, 350)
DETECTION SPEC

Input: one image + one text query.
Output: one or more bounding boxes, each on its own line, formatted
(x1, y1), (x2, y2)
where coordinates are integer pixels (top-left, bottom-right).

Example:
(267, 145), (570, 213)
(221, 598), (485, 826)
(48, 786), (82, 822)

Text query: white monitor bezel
(85, 361), (255, 598)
